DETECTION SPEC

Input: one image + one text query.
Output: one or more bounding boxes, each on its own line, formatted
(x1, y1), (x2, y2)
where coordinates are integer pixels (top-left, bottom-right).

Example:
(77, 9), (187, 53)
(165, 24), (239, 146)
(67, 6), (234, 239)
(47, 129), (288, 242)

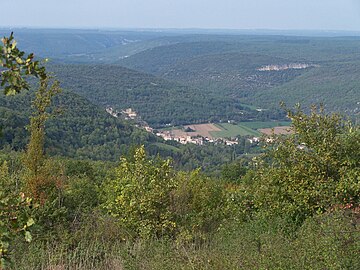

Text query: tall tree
(0, 33), (59, 268)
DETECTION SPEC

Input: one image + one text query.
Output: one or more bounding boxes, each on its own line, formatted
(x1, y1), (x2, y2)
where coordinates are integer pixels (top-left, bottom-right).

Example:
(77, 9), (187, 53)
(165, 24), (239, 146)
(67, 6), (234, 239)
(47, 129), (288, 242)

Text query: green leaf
(24, 231), (32, 242)
(26, 218), (35, 227)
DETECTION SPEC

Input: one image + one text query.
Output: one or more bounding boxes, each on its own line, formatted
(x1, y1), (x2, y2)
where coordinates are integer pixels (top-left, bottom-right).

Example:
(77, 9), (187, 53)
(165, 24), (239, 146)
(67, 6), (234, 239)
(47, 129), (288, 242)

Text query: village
(106, 107), (258, 146)
(155, 130), (240, 146)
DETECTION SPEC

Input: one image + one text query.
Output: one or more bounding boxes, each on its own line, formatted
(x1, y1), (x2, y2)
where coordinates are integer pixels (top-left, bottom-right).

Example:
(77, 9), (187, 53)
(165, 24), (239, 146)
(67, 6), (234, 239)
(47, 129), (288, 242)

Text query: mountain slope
(0, 89), (159, 161)
(0, 88), (249, 172)
(49, 64), (266, 126)
(246, 61), (360, 116)
(119, 39), (360, 117)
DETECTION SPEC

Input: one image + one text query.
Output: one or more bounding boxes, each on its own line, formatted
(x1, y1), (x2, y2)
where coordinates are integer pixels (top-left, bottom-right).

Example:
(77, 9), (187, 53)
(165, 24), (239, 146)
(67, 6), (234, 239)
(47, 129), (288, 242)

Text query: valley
(1, 11), (359, 269)
(1, 28), (358, 169)
(1, 28), (358, 127)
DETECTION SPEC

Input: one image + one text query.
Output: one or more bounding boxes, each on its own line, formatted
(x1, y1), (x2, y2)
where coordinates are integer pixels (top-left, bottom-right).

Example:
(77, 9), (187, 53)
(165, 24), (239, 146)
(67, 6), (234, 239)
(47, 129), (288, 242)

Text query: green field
(210, 123), (261, 138)
(210, 121), (291, 138)
(162, 121), (292, 139)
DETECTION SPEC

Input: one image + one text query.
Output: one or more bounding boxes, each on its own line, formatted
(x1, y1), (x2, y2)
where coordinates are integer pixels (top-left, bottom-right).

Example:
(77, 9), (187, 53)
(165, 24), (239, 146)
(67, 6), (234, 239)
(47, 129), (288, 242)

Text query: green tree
(103, 146), (177, 238)
(104, 146), (230, 241)
(0, 162), (34, 268)
(252, 105), (360, 224)
(0, 33), (56, 268)
(170, 170), (226, 242)
(0, 32), (46, 95)
(23, 78), (61, 176)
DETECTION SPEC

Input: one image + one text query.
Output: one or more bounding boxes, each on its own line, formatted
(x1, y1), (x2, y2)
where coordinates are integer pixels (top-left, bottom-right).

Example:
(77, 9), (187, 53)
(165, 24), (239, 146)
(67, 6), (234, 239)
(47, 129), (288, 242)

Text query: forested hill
(0, 89), (161, 161)
(49, 64), (271, 127)
(2, 29), (358, 119)
(118, 39), (360, 118)
(245, 60), (360, 116)
(119, 37), (360, 74)
(0, 88), (247, 172)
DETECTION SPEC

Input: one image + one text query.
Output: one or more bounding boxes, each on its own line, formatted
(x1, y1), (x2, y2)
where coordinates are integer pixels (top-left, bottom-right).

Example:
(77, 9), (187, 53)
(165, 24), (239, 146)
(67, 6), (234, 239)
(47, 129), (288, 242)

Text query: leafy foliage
(24, 78), (61, 176)
(170, 170), (226, 241)
(104, 146), (228, 240)
(0, 33), (47, 268)
(252, 105), (360, 223)
(0, 33), (46, 95)
(104, 146), (177, 238)
(0, 161), (34, 268)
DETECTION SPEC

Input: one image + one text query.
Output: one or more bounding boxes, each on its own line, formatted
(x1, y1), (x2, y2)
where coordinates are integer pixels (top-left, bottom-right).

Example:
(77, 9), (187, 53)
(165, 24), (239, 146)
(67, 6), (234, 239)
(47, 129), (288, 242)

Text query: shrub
(103, 146), (177, 238)
(251, 106), (360, 224)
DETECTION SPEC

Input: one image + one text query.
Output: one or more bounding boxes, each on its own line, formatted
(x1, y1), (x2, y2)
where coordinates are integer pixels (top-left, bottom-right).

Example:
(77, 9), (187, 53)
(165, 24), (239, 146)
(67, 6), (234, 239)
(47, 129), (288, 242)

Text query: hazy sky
(1, 0), (360, 31)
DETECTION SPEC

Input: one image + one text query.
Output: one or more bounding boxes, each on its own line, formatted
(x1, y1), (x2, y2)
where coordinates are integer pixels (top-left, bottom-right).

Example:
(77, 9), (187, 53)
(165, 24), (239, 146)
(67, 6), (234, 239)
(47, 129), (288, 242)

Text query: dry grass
(259, 126), (293, 135)
(171, 124), (222, 138)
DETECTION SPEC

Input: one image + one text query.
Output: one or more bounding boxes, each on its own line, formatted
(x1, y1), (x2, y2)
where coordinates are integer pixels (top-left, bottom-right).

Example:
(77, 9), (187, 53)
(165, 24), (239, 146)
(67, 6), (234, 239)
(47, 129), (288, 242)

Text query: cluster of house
(155, 131), (239, 146)
(122, 108), (137, 119)
(106, 107), (138, 120)
(106, 106), (154, 134)
(157, 132), (205, 145)
(105, 107), (119, 118)
(248, 137), (260, 144)
(106, 107), (259, 147)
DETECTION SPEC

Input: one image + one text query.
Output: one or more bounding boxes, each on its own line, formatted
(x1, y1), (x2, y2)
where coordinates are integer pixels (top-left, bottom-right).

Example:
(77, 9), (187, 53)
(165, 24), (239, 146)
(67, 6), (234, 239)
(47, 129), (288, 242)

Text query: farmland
(259, 126), (293, 135)
(161, 121), (293, 140)
(170, 124), (222, 138)
(211, 123), (261, 138)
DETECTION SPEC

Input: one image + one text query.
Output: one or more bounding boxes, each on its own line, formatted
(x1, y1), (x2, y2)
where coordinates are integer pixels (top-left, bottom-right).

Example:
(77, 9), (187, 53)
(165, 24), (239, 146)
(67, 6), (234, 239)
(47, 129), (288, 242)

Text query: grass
(160, 121), (292, 139)
(160, 125), (183, 131)
(12, 212), (360, 270)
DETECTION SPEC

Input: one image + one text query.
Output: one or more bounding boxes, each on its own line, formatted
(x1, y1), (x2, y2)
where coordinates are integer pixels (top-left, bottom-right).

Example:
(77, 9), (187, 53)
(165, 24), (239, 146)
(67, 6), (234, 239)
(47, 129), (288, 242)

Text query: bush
(170, 170), (226, 242)
(103, 146), (177, 238)
(103, 146), (229, 240)
(251, 106), (360, 224)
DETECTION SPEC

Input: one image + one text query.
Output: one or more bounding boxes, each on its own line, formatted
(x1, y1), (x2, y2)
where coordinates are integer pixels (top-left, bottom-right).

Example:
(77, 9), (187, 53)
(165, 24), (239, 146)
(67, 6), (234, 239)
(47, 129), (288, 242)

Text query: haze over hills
(3, 29), (360, 123)
(1, 28), (359, 125)
(0, 28), (179, 63)
(118, 35), (360, 117)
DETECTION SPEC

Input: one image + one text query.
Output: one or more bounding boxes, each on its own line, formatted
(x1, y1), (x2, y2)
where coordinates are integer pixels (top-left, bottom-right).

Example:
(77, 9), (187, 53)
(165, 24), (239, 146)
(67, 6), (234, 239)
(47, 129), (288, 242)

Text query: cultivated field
(259, 126), (293, 135)
(210, 123), (260, 138)
(163, 122), (293, 139)
(171, 124), (222, 138)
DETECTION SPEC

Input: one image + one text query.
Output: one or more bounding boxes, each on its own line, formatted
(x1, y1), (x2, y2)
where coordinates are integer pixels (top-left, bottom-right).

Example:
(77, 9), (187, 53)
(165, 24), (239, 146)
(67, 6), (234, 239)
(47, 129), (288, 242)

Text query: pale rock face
(257, 63), (319, 71)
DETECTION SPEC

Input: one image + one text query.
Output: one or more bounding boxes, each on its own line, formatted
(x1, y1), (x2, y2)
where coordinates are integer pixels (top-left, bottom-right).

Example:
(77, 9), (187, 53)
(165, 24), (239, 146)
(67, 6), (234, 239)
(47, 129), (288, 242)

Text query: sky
(1, 0), (360, 31)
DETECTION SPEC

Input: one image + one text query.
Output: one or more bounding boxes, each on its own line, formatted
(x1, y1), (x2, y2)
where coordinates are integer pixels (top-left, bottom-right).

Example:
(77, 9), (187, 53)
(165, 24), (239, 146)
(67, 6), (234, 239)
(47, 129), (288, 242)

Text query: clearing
(171, 123), (222, 138)
(259, 126), (293, 135)
(210, 123), (260, 138)
(161, 121), (293, 140)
